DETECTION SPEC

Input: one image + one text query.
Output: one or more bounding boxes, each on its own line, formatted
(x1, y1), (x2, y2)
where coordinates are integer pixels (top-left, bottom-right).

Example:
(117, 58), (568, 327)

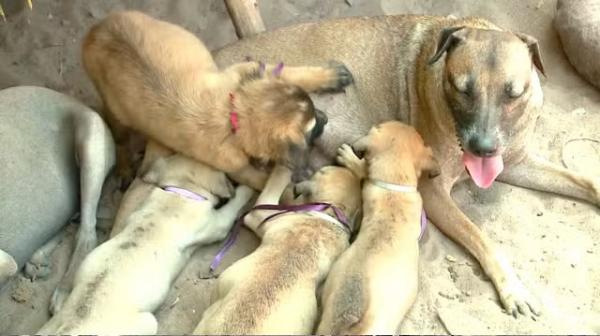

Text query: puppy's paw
(497, 275), (542, 318)
(323, 61), (354, 91)
(337, 144), (366, 178)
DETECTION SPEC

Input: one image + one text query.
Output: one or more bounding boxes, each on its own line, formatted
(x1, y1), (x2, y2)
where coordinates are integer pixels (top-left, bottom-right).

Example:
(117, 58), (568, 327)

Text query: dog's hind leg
(24, 221), (72, 281)
(499, 152), (600, 207)
(50, 111), (115, 315)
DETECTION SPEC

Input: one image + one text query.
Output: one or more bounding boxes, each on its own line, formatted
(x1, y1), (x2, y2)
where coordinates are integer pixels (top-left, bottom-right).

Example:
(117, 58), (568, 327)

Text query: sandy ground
(1, 0), (599, 334)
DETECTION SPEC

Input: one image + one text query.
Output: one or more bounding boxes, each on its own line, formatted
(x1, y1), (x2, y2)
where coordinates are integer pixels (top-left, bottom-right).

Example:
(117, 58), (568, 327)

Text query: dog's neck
(225, 90), (281, 163)
(367, 154), (420, 187)
(317, 200), (357, 233)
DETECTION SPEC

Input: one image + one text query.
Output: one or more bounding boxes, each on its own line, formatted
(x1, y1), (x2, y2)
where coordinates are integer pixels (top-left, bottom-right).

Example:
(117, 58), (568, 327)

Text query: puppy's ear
(514, 32), (545, 76)
(140, 156), (170, 184)
(429, 26), (466, 65)
(420, 147), (441, 178)
(294, 180), (315, 198)
(212, 174), (235, 199)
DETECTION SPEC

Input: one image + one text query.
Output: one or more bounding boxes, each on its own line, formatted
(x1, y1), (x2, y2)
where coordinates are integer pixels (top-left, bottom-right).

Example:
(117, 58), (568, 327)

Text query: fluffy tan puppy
(194, 162), (362, 334)
(37, 142), (255, 334)
(82, 10), (353, 188)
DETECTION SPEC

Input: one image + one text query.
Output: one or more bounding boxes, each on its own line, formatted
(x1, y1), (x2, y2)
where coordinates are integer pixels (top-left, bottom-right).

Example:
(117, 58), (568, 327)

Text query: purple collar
(254, 202), (350, 232)
(209, 202), (350, 274)
(162, 186), (207, 202)
(419, 210), (427, 241)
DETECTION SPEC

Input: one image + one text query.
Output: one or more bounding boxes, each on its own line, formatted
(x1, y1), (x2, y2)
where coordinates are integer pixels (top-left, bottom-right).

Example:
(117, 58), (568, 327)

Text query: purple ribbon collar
(163, 186), (207, 202)
(209, 202), (349, 274)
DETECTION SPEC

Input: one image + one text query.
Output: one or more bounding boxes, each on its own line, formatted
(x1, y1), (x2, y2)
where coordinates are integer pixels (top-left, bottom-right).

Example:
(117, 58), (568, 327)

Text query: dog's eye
(449, 76), (471, 97)
(505, 82), (525, 99)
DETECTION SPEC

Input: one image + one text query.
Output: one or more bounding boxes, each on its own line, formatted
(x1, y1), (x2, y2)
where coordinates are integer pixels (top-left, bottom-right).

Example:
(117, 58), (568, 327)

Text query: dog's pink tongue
(462, 152), (504, 189)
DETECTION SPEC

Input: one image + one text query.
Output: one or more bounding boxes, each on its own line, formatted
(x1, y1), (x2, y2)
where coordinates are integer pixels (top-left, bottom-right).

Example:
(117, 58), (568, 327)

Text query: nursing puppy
(317, 121), (439, 334)
(194, 163), (362, 335)
(37, 141), (254, 335)
(82, 11), (352, 189)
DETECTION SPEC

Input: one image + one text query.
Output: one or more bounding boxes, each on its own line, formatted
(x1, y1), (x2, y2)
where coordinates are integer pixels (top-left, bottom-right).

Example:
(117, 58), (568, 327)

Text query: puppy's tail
(329, 274), (368, 334)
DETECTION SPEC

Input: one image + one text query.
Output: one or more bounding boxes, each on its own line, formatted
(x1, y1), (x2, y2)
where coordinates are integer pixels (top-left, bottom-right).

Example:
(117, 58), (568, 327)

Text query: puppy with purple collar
(317, 121), (439, 334)
(37, 142), (254, 335)
(194, 163), (362, 334)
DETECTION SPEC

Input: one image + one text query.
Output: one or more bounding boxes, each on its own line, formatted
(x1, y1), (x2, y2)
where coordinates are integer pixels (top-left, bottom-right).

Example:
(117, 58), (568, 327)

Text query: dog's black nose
(469, 136), (498, 157)
(309, 109), (328, 144)
(291, 167), (313, 183)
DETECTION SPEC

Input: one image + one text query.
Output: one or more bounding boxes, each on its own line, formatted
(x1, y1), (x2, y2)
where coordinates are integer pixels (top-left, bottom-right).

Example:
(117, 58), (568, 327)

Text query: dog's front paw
(24, 250), (52, 281)
(497, 275), (541, 318)
(324, 61), (354, 91)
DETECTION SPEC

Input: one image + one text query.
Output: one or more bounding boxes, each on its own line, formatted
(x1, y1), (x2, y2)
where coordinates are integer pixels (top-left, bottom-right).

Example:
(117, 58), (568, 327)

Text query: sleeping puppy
(82, 10), (352, 189)
(37, 141), (255, 335)
(193, 163), (362, 335)
(317, 121), (439, 334)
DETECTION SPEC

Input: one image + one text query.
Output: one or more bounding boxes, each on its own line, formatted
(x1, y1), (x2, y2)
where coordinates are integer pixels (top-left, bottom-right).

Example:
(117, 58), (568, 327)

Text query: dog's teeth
(26, 0), (32, 10)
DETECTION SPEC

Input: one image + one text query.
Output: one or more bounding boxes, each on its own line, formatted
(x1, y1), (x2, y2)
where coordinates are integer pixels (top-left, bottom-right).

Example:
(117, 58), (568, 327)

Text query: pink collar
(229, 93), (239, 133)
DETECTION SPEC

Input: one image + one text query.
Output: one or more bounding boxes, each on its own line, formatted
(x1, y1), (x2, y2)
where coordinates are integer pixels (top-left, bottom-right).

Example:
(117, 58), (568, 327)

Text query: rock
(445, 255), (457, 262)
(10, 276), (33, 303)
(555, 0), (600, 90)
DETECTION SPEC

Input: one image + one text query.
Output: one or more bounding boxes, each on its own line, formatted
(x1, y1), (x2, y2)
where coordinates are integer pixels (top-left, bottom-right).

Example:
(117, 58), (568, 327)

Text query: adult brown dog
(213, 15), (600, 317)
(82, 11), (352, 189)
(317, 122), (438, 334)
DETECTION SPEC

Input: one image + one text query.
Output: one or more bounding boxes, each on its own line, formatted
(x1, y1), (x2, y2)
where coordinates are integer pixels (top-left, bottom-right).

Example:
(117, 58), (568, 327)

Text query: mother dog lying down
(82, 11), (353, 189)
(213, 15), (600, 316)
(38, 142), (254, 334)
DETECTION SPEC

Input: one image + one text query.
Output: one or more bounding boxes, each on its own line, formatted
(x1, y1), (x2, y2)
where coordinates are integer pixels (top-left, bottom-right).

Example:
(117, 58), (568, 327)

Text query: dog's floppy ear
(294, 180), (315, 198)
(515, 32), (545, 77)
(429, 26), (466, 65)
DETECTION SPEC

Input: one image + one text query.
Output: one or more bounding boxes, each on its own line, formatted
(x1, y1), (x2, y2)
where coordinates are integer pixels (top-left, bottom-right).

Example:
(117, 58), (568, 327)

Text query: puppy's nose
(291, 167), (313, 183)
(469, 136), (498, 157)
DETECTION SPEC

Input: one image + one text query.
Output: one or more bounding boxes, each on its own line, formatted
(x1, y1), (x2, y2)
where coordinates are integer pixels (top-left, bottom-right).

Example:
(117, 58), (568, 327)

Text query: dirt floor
(0, 0), (599, 334)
